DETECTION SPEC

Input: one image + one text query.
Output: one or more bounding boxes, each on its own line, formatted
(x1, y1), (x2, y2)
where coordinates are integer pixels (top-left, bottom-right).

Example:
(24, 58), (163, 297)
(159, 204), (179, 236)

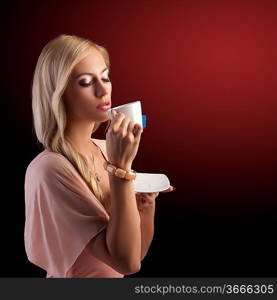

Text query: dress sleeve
(24, 152), (109, 278)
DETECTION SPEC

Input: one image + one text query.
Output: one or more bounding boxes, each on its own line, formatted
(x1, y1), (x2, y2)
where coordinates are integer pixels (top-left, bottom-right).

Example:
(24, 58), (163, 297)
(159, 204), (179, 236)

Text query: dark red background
(4, 0), (277, 277)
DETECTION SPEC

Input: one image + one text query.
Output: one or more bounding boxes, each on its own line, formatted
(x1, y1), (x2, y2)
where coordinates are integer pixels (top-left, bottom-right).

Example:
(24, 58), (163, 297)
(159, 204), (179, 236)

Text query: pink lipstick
(97, 101), (111, 111)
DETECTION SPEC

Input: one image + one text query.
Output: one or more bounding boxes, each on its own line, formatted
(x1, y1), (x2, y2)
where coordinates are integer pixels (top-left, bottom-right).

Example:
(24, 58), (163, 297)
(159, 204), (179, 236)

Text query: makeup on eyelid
(78, 75), (110, 87)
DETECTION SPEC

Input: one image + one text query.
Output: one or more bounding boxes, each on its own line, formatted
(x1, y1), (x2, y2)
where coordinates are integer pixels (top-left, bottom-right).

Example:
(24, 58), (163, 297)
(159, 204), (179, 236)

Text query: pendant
(95, 173), (102, 182)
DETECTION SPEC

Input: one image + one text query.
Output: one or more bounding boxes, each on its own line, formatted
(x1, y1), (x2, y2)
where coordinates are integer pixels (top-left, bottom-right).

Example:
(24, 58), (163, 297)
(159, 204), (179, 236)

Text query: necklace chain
(89, 141), (102, 182)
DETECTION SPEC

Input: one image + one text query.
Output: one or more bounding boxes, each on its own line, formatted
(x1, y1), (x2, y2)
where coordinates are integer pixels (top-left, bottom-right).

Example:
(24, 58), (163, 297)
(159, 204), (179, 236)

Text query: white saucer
(134, 172), (170, 193)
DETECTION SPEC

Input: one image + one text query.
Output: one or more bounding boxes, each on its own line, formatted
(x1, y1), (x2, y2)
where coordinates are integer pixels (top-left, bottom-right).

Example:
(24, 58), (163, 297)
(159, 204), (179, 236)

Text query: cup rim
(109, 100), (141, 110)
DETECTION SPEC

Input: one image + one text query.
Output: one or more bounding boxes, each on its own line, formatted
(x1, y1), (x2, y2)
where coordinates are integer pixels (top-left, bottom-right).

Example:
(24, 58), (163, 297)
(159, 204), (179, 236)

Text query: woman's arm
(139, 201), (155, 260)
(90, 171), (141, 275)
(106, 171), (142, 273)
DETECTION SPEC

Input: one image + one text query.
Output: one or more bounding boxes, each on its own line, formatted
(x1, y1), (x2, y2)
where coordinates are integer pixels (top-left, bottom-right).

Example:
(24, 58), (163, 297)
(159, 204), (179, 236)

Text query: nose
(95, 79), (110, 98)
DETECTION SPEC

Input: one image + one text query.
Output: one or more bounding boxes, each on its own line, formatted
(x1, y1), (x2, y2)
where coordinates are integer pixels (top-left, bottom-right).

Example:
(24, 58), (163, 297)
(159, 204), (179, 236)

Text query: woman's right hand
(105, 110), (143, 170)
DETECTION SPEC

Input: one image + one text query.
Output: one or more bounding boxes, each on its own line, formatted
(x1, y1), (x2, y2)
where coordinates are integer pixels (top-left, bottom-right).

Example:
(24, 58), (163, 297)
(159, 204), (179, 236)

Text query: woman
(24, 34), (174, 278)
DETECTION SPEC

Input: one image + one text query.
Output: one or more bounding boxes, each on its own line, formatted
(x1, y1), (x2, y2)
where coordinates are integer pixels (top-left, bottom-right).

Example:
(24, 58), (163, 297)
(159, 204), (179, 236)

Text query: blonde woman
(24, 34), (174, 278)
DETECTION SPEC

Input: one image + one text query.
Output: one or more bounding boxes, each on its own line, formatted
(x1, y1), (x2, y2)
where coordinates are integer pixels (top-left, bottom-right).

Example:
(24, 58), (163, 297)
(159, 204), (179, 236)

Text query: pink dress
(24, 138), (124, 278)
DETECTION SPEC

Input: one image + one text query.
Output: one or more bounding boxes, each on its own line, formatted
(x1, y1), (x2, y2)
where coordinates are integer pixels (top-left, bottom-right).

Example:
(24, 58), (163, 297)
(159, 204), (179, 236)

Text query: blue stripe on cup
(142, 115), (146, 129)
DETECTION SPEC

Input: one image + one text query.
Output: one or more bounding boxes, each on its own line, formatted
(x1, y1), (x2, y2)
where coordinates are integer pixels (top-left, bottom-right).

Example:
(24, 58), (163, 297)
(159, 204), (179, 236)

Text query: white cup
(107, 101), (143, 129)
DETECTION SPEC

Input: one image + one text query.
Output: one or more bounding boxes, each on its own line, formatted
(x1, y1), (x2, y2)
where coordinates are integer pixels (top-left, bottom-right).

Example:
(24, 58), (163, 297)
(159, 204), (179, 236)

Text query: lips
(96, 101), (111, 111)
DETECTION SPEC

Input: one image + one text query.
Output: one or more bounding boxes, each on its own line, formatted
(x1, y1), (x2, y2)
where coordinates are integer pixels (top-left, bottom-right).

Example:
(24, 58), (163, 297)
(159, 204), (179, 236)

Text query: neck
(65, 118), (97, 159)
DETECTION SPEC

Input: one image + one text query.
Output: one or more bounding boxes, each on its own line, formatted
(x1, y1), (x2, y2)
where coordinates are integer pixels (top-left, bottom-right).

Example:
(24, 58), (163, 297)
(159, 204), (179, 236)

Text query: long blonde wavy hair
(32, 34), (111, 215)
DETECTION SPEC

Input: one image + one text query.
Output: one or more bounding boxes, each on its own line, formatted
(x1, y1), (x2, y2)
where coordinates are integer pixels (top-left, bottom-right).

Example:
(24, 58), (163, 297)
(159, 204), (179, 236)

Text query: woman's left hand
(135, 185), (175, 211)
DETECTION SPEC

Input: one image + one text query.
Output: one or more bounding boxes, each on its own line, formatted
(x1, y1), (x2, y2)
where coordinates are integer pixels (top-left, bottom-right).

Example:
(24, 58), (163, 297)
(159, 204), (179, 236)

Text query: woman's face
(63, 48), (112, 123)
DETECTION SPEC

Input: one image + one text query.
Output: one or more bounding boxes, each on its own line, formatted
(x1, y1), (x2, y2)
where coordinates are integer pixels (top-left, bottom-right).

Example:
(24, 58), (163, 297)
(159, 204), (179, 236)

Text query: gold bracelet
(103, 161), (137, 180)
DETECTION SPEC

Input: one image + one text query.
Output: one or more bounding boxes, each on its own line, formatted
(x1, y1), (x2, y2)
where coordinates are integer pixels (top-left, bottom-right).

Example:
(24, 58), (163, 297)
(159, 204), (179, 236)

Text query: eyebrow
(74, 67), (109, 79)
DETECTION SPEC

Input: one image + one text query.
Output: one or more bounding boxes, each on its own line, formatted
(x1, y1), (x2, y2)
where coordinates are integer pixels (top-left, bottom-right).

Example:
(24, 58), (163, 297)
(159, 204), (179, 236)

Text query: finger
(110, 112), (125, 132)
(141, 192), (156, 197)
(127, 120), (135, 136)
(111, 109), (117, 118)
(141, 193), (148, 197)
(111, 109), (121, 122)
(133, 124), (143, 141)
(143, 192), (155, 197)
(141, 193), (158, 202)
(118, 116), (131, 137)
(160, 186), (175, 193)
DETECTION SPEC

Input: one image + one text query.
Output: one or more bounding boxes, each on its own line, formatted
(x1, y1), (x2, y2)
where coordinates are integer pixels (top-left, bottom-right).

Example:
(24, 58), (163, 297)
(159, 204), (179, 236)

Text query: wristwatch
(104, 161), (137, 180)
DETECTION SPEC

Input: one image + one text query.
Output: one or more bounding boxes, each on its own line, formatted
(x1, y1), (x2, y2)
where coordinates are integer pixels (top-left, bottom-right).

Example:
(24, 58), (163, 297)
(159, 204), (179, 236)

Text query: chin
(95, 112), (111, 123)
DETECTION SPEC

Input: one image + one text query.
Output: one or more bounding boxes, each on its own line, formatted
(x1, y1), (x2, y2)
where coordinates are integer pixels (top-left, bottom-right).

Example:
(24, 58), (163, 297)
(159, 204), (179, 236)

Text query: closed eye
(78, 77), (111, 87)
